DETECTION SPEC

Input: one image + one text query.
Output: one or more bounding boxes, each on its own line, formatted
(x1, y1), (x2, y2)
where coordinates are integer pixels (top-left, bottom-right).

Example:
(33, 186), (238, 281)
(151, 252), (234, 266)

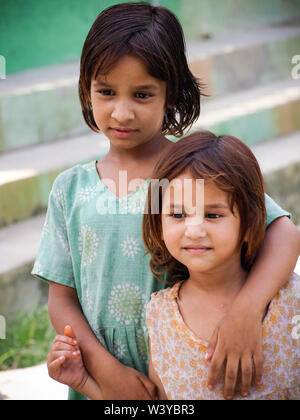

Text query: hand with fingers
(205, 309), (263, 400)
(47, 325), (91, 393)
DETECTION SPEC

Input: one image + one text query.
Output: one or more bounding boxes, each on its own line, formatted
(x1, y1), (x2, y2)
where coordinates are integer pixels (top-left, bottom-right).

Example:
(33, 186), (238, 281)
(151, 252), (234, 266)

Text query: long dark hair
(79, 2), (203, 136)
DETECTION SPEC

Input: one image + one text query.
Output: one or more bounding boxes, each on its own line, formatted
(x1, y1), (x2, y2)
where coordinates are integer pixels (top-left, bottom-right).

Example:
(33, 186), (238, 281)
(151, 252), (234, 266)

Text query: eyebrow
(168, 202), (229, 210)
(205, 203), (229, 209)
(92, 80), (159, 91)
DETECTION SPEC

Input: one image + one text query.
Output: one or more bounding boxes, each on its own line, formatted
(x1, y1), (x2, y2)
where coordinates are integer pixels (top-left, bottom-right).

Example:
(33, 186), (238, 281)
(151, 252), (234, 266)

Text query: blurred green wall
(0, 0), (180, 74)
(0, 0), (300, 75)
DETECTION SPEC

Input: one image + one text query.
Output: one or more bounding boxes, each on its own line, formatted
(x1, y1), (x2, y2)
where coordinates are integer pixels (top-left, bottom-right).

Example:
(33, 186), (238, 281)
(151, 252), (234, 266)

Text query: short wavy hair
(78, 2), (203, 137)
(142, 131), (267, 282)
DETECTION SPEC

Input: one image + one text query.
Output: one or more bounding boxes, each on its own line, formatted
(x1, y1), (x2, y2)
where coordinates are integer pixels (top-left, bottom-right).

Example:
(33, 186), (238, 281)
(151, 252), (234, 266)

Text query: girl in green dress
(33, 2), (300, 400)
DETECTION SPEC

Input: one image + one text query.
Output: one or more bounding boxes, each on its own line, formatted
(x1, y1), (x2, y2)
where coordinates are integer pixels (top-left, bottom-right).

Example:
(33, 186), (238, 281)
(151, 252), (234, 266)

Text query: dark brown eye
(135, 92), (150, 99)
(206, 213), (221, 219)
(171, 213), (185, 219)
(98, 89), (114, 96)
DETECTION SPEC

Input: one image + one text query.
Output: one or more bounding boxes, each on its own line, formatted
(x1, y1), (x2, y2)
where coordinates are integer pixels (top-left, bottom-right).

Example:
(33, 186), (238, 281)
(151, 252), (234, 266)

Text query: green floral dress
(31, 159), (290, 399)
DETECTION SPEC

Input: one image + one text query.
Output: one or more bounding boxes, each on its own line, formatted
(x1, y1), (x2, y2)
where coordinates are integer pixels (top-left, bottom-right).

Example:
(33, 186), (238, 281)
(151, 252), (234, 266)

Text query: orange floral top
(146, 273), (300, 400)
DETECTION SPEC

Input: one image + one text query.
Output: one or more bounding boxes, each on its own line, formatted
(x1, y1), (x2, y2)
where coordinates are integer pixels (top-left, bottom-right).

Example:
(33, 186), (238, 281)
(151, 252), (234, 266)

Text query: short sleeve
(31, 176), (75, 288)
(265, 193), (291, 227)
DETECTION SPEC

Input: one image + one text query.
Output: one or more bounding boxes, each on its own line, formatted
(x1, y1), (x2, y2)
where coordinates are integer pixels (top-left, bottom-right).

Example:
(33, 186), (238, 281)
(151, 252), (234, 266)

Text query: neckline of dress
(94, 160), (151, 200)
(170, 280), (279, 350)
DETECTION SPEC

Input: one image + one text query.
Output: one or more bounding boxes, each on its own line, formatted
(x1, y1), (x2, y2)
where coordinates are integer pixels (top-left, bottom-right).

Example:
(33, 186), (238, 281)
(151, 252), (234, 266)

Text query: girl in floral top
(143, 131), (300, 400)
(40, 3), (300, 400)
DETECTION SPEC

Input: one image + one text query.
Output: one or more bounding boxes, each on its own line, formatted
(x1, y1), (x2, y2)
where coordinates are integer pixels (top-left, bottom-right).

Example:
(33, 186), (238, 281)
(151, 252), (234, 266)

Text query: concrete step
(0, 131), (299, 314)
(1, 20), (299, 153)
(1, 78), (299, 228)
(188, 19), (300, 97)
(0, 214), (48, 314)
(252, 131), (300, 225)
(193, 78), (300, 146)
(0, 61), (86, 154)
(0, 131), (109, 227)
(181, 1), (300, 40)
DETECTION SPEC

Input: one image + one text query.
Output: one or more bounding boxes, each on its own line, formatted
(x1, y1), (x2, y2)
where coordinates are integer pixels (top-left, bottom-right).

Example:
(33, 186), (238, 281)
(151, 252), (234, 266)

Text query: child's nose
(111, 100), (134, 122)
(184, 219), (207, 238)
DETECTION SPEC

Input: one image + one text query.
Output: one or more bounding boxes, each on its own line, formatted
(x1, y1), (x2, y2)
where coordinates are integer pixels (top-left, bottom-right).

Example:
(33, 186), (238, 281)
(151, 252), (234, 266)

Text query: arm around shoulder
(240, 216), (300, 314)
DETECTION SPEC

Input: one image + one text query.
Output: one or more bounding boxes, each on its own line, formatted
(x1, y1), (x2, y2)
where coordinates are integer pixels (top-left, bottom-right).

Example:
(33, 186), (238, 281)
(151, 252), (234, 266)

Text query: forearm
(48, 283), (121, 386)
(235, 217), (300, 315)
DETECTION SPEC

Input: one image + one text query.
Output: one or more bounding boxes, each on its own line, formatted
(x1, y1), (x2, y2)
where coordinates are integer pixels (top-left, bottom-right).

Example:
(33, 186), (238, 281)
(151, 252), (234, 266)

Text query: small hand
(47, 325), (89, 393)
(206, 310), (263, 399)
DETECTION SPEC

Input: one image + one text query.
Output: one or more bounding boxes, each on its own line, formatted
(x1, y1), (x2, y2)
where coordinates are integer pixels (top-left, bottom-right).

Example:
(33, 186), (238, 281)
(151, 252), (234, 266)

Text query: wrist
(77, 375), (103, 400)
(73, 371), (90, 395)
(230, 294), (266, 322)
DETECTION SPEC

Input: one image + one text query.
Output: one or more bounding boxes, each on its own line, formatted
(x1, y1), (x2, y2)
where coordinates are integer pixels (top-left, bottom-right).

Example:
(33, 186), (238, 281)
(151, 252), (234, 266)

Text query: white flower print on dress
(108, 283), (146, 325)
(81, 288), (98, 326)
(78, 225), (99, 266)
(78, 185), (98, 203)
(53, 188), (66, 213)
(82, 161), (96, 172)
(57, 224), (71, 256)
(113, 340), (126, 360)
(121, 235), (141, 259)
(83, 290), (93, 312)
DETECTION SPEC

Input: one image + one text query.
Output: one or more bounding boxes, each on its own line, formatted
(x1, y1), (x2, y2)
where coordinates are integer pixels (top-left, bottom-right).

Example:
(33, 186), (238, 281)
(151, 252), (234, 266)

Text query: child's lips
(111, 127), (138, 138)
(183, 246), (212, 255)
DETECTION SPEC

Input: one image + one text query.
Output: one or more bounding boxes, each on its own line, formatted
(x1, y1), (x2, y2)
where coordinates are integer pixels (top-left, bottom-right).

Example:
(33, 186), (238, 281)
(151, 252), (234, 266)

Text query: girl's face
(161, 172), (243, 275)
(90, 55), (167, 149)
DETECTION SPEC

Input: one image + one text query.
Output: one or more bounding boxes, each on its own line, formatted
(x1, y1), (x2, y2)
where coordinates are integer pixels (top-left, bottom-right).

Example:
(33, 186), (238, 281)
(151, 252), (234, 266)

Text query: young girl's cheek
(165, 221), (185, 248)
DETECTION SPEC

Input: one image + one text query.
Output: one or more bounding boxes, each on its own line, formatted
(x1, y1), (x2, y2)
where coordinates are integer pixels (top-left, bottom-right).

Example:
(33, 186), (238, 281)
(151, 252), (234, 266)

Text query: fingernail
(226, 395), (232, 400)
(205, 352), (211, 360)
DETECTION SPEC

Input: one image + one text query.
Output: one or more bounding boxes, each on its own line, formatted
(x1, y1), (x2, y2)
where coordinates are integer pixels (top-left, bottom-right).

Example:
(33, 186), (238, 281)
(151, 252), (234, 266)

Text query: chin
(184, 257), (215, 272)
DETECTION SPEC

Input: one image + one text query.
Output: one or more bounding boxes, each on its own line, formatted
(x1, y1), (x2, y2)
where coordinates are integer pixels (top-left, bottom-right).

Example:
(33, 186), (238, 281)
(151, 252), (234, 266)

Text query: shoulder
(146, 283), (178, 321)
(278, 272), (300, 303)
(148, 283), (177, 307)
(51, 161), (96, 194)
(273, 272), (300, 319)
